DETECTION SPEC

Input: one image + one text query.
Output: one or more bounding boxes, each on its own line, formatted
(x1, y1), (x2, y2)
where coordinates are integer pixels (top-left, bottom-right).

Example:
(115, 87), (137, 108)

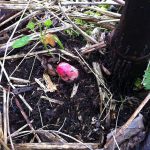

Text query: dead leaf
(43, 33), (56, 47)
(43, 73), (57, 92)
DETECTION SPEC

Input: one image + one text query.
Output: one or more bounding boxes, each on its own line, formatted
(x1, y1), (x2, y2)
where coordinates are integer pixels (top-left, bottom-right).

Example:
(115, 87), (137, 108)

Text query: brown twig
(15, 98), (41, 143)
(81, 41), (106, 54)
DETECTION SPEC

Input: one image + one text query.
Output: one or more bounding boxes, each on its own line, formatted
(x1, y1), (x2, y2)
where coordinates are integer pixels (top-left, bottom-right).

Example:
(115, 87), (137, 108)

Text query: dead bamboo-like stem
(0, 112), (2, 150)
(10, 143), (101, 150)
(97, 19), (120, 24)
(6, 88), (15, 150)
(0, 139), (10, 150)
(113, 0), (125, 6)
(0, 1), (29, 10)
(104, 93), (150, 149)
(41, 96), (64, 105)
(3, 88), (7, 144)
(0, 112), (10, 150)
(89, 6), (121, 18)
(0, 1), (54, 10)
(61, 1), (119, 6)
(0, 49), (55, 60)
(0, 48), (77, 61)
(0, 1), (120, 10)
(9, 77), (30, 84)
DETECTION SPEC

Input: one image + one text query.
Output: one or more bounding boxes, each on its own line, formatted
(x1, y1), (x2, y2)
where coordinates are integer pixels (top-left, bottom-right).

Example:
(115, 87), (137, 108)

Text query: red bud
(56, 62), (79, 82)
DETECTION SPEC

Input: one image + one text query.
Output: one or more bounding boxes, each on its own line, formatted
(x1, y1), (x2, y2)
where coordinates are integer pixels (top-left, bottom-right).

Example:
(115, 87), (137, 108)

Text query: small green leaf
(26, 21), (35, 31)
(12, 36), (32, 49)
(44, 19), (53, 28)
(142, 62), (150, 90)
(52, 35), (64, 49)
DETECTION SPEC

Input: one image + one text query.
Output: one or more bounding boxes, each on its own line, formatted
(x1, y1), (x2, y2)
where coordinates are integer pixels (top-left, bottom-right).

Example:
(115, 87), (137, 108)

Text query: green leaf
(52, 35), (64, 49)
(142, 62), (150, 90)
(44, 19), (53, 28)
(12, 36), (32, 49)
(26, 21), (35, 31)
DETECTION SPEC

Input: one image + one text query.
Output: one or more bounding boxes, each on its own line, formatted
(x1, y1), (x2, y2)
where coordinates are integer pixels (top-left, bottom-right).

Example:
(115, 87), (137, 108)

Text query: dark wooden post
(110, 0), (150, 93)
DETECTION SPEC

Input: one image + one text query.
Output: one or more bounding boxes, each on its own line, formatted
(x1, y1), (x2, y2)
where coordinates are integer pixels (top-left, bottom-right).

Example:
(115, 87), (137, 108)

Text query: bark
(110, 0), (150, 93)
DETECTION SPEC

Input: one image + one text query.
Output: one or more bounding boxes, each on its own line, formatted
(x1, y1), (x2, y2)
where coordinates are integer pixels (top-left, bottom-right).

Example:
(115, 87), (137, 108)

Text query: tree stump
(110, 0), (150, 93)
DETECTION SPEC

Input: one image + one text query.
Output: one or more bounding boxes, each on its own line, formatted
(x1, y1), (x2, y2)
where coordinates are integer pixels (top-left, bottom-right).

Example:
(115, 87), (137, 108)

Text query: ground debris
(1, 1), (150, 150)
(105, 114), (146, 150)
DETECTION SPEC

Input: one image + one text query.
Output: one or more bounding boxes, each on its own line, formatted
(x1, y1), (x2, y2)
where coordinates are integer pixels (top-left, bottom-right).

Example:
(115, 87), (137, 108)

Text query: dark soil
(0, 38), (149, 146)
(1, 41), (103, 143)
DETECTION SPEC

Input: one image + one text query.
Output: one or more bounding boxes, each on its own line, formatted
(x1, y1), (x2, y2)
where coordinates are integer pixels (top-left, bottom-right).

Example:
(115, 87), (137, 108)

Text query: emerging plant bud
(56, 62), (79, 82)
